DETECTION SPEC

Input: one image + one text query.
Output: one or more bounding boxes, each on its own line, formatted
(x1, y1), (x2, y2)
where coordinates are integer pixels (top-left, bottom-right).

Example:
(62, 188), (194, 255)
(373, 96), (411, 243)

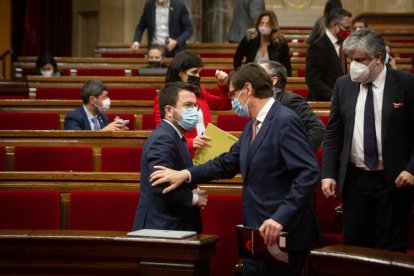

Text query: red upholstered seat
(318, 114), (329, 127)
(0, 112), (60, 130)
(200, 68), (232, 77)
(108, 87), (157, 100)
(36, 87), (80, 99)
(398, 53), (414, 58)
(101, 146), (143, 172)
(75, 68), (132, 76)
(202, 193), (242, 276)
(296, 68), (306, 77)
(0, 146), (6, 171)
(69, 191), (140, 231)
(0, 190), (60, 229)
(216, 114), (250, 131)
(291, 88), (309, 99)
(106, 113), (136, 130)
(101, 52), (145, 58)
(14, 146), (93, 171)
(142, 113), (156, 130)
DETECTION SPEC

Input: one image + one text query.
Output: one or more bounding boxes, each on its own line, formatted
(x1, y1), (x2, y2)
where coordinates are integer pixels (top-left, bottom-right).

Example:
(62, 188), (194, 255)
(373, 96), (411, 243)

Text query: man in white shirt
(130, 0), (193, 57)
(322, 29), (414, 252)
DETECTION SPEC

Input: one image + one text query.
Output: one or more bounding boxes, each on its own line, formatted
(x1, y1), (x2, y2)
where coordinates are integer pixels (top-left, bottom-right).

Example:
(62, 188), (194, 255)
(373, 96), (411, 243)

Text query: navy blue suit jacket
(133, 0), (193, 56)
(188, 101), (320, 251)
(64, 106), (109, 130)
(132, 120), (202, 232)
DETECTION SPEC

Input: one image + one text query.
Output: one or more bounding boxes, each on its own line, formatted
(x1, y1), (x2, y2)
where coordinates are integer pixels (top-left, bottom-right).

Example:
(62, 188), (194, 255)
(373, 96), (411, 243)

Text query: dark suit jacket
(275, 89), (325, 151)
(188, 101), (320, 252)
(132, 121), (201, 232)
(322, 69), (414, 202)
(233, 35), (292, 76)
(133, 0), (193, 56)
(64, 106), (109, 130)
(306, 33), (342, 101)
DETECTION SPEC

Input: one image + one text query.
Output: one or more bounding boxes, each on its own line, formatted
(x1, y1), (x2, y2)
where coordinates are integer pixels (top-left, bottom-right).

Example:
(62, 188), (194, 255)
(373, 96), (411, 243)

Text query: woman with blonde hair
(233, 10), (291, 76)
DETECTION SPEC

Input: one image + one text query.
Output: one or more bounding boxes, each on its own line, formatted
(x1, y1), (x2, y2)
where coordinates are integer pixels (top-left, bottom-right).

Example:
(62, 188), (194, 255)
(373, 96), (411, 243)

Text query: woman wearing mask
(233, 10), (291, 76)
(33, 52), (63, 77)
(153, 50), (232, 156)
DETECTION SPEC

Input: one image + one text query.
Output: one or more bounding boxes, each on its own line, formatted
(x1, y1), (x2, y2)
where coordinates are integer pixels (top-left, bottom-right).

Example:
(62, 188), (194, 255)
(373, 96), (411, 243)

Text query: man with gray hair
(260, 61), (325, 151)
(322, 29), (414, 251)
(306, 7), (352, 101)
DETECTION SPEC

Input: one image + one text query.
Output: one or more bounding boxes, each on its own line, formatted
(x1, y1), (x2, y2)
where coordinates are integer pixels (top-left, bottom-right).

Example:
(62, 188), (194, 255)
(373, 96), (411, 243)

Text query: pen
(201, 131), (204, 136)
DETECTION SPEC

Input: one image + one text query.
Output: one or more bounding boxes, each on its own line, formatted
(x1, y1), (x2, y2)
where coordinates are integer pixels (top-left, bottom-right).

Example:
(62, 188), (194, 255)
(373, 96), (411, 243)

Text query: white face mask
(41, 69), (54, 77)
(94, 97), (111, 113)
(350, 60), (370, 83)
(258, 26), (272, 36)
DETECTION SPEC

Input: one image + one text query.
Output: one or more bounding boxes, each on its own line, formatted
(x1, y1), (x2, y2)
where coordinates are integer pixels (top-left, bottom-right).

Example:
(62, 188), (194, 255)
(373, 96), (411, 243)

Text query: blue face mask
(231, 90), (249, 118)
(174, 107), (199, 131)
(384, 52), (390, 65)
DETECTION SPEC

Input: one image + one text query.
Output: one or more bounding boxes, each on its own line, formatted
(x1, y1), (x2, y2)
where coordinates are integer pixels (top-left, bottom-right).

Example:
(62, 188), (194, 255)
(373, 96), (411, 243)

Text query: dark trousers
(342, 166), (411, 252)
(243, 249), (308, 276)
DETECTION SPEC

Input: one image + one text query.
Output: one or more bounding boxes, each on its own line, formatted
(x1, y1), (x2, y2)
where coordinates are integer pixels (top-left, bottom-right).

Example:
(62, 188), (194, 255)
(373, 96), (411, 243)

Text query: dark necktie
(338, 41), (347, 75)
(251, 120), (260, 142)
(364, 83), (378, 169)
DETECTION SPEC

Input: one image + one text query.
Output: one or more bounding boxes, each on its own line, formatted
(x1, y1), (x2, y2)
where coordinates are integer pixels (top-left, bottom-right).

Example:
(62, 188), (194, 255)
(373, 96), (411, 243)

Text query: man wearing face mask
(64, 80), (127, 131)
(322, 29), (414, 252)
(306, 7), (352, 101)
(132, 81), (207, 232)
(149, 63), (320, 275)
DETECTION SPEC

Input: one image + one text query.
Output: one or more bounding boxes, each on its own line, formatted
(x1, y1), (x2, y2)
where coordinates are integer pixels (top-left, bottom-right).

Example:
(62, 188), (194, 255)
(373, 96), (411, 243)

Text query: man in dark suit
(64, 80), (126, 131)
(132, 82), (207, 232)
(150, 63), (320, 275)
(260, 60), (325, 152)
(130, 0), (193, 57)
(306, 8), (352, 101)
(322, 29), (414, 252)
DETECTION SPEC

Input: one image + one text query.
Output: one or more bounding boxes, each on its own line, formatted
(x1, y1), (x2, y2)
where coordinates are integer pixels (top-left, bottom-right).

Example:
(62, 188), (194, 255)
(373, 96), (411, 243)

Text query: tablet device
(127, 229), (197, 239)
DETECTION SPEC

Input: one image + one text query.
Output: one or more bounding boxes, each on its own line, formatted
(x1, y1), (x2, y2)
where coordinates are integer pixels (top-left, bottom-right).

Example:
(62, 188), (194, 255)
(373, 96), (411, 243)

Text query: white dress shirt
(152, 1), (170, 45)
(83, 105), (100, 131)
(326, 30), (340, 57)
(254, 97), (275, 134)
(350, 66), (387, 170)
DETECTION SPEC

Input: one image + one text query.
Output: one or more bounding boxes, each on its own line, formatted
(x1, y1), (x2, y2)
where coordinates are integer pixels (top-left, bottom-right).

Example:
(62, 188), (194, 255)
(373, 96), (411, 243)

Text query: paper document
(193, 123), (239, 165)
(127, 229), (197, 239)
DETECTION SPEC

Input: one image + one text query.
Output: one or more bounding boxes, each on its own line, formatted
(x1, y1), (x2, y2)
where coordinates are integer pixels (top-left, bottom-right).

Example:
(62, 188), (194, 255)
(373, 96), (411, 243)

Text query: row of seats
(0, 190), (242, 276)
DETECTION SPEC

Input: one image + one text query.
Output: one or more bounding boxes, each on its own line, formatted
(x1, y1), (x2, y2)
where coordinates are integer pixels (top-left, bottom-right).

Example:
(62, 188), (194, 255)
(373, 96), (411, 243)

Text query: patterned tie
(364, 83), (378, 169)
(251, 120), (260, 142)
(338, 42), (347, 75)
(91, 117), (101, 131)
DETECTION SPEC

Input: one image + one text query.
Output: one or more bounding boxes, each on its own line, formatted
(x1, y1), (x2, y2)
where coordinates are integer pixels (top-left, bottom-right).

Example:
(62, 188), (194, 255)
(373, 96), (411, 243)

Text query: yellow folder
(193, 123), (239, 165)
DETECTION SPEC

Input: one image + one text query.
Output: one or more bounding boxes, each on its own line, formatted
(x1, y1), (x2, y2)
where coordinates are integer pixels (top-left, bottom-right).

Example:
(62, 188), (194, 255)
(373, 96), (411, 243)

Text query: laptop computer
(127, 229), (197, 239)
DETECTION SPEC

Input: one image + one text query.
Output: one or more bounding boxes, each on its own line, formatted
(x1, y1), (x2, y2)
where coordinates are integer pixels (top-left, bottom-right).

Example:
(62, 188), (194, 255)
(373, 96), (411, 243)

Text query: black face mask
(147, 61), (162, 68)
(187, 75), (200, 87)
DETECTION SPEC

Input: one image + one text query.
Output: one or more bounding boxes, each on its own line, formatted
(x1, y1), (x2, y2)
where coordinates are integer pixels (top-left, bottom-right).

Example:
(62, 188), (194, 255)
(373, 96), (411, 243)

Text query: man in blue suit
(132, 82), (207, 232)
(64, 79), (126, 131)
(130, 0), (193, 57)
(150, 63), (320, 275)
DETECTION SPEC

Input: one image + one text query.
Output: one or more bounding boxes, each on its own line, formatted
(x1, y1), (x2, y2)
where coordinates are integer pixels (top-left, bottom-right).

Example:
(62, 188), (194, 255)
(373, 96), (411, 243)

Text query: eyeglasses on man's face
(174, 103), (200, 112)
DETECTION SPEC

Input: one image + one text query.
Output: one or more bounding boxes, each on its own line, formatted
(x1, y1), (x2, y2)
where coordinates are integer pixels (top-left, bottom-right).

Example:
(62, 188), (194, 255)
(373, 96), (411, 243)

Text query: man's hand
(321, 178), (337, 198)
(101, 120), (128, 131)
(150, 165), (189, 193)
(193, 188), (208, 208)
(130, 42), (140, 51)
(215, 70), (229, 85)
(259, 218), (283, 246)
(165, 38), (177, 52)
(192, 135), (211, 149)
(395, 170), (414, 188)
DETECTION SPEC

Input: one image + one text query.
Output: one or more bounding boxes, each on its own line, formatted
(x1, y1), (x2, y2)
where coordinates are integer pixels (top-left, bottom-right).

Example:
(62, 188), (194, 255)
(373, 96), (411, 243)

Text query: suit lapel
(381, 69), (397, 147)
(160, 121), (193, 167)
(79, 107), (92, 130)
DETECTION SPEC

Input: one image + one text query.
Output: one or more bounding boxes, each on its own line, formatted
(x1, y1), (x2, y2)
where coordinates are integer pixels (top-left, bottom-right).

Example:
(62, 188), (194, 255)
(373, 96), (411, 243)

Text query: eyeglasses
(174, 103), (200, 112)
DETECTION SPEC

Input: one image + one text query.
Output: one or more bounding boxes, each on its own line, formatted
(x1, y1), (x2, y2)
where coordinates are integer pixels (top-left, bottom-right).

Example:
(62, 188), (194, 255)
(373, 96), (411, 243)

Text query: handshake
(193, 188), (208, 209)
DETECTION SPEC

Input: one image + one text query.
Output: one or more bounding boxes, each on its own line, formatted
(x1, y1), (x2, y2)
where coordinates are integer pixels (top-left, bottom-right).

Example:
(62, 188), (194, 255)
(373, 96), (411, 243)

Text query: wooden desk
(0, 229), (218, 275)
(309, 244), (414, 276)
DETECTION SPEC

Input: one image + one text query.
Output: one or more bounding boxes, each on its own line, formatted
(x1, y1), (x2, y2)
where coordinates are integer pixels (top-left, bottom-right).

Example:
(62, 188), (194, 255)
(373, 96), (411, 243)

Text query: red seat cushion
(76, 68), (130, 76)
(202, 193), (242, 276)
(142, 113), (156, 130)
(106, 113), (136, 130)
(36, 87), (80, 99)
(216, 114), (250, 131)
(14, 146), (93, 171)
(109, 87), (157, 100)
(0, 146), (5, 171)
(101, 146), (143, 172)
(101, 52), (145, 58)
(69, 191), (140, 231)
(296, 68), (306, 77)
(0, 190), (60, 229)
(291, 88), (308, 99)
(318, 114), (329, 127)
(200, 68), (232, 77)
(0, 112), (60, 130)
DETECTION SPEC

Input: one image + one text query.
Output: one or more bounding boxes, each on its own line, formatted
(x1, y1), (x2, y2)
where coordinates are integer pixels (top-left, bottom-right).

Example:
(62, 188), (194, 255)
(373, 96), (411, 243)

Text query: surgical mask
(94, 97), (111, 113)
(350, 61), (370, 83)
(231, 90), (250, 118)
(258, 26), (272, 36)
(41, 69), (54, 77)
(187, 75), (200, 87)
(337, 29), (351, 42)
(174, 107), (199, 131)
(384, 52), (390, 65)
(148, 61), (162, 68)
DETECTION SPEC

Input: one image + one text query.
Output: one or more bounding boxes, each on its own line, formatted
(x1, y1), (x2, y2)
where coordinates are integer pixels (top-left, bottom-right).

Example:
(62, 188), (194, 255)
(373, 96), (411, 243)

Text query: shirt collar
(326, 30), (338, 45)
(83, 105), (97, 121)
(163, 119), (184, 139)
(372, 64), (387, 88)
(255, 97), (275, 123)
